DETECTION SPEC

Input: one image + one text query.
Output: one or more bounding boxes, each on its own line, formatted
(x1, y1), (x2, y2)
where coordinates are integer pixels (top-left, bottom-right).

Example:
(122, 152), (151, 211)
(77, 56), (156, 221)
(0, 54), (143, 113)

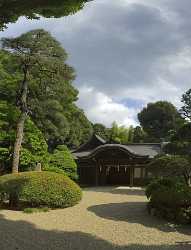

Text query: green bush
(146, 178), (191, 224)
(49, 145), (78, 181)
(0, 171), (82, 209)
(43, 165), (66, 175)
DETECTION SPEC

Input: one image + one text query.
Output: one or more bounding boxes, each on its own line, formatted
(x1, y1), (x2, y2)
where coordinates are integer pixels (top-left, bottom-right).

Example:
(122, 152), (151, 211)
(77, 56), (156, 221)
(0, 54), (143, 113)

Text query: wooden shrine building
(72, 134), (162, 186)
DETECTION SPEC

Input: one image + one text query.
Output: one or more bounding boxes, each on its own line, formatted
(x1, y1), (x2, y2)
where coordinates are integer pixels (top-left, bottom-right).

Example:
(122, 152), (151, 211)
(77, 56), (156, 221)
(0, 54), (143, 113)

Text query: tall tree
(1, 29), (77, 172)
(109, 122), (131, 144)
(180, 88), (191, 121)
(0, 45), (92, 152)
(138, 101), (183, 141)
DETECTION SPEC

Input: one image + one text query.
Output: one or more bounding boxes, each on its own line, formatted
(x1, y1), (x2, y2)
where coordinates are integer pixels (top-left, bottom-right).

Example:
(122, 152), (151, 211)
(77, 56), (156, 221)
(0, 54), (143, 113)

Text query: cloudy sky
(1, 0), (191, 127)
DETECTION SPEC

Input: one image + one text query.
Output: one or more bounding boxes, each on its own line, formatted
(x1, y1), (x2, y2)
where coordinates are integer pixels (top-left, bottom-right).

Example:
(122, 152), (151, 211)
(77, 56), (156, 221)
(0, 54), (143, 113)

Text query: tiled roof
(73, 143), (162, 159)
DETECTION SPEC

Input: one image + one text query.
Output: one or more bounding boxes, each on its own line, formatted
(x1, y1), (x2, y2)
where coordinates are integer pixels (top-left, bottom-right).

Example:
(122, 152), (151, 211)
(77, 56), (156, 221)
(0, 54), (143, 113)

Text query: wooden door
(106, 166), (130, 185)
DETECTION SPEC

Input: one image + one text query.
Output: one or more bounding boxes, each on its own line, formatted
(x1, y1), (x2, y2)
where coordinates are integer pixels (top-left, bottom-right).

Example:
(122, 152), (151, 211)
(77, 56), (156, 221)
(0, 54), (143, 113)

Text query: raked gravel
(0, 186), (190, 250)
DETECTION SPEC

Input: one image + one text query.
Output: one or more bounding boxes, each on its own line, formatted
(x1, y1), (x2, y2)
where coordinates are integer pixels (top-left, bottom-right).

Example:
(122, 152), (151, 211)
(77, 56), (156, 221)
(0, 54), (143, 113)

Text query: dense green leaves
(0, 103), (48, 173)
(165, 123), (191, 156)
(133, 126), (147, 143)
(0, 0), (89, 30)
(146, 178), (191, 224)
(148, 155), (191, 186)
(180, 88), (191, 120)
(109, 122), (134, 144)
(49, 145), (78, 181)
(93, 123), (110, 141)
(0, 171), (82, 208)
(138, 101), (183, 141)
(0, 30), (92, 149)
(19, 119), (48, 171)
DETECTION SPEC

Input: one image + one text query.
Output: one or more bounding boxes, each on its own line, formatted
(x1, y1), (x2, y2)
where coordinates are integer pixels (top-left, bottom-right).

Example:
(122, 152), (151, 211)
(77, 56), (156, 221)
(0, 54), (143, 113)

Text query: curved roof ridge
(84, 143), (149, 159)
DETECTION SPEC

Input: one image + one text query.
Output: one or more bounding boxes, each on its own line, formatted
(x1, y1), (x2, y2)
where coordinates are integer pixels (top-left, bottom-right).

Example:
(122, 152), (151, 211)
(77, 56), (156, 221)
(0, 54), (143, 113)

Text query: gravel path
(0, 186), (190, 250)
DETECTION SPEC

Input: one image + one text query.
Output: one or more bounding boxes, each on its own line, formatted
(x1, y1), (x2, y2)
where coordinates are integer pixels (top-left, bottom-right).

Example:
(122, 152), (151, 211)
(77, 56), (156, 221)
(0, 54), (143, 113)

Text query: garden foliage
(146, 178), (191, 224)
(48, 145), (78, 181)
(0, 171), (82, 208)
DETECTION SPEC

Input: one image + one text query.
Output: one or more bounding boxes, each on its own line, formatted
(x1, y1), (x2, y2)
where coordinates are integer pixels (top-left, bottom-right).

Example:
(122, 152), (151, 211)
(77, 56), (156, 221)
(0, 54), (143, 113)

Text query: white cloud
(77, 86), (139, 127)
(1, 0), (191, 126)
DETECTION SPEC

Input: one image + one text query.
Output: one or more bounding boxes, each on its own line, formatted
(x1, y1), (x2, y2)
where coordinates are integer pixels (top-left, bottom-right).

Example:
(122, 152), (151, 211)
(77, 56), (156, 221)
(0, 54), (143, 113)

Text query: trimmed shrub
(146, 178), (191, 224)
(0, 171), (82, 208)
(49, 145), (78, 181)
(43, 165), (66, 175)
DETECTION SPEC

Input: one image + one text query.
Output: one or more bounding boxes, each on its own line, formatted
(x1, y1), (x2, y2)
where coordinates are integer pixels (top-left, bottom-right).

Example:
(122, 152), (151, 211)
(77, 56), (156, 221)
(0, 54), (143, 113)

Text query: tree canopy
(148, 155), (191, 186)
(164, 123), (191, 156)
(0, 0), (89, 30)
(180, 88), (191, 121)
(109, 122), (134, 144)
(0, 29), (92, 172)
(1, 30), (92, 150)
(138, 101), (183, 141)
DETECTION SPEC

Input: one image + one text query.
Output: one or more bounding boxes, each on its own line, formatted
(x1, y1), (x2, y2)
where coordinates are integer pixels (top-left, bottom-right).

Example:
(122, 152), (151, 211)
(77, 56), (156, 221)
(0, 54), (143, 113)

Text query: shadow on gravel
(0, 214), (190, 250)
(88, 201), (191, 236)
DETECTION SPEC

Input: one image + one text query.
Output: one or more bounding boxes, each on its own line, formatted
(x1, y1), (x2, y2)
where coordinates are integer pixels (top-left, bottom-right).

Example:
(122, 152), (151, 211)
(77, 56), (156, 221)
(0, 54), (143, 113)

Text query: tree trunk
(12, 66), (28, 173)
(12, 113), (26, 173)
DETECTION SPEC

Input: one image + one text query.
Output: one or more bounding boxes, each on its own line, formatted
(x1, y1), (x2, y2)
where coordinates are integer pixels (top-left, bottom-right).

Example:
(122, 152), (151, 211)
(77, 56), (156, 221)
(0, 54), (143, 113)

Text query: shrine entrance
(106, 166), (131, 185)
(73, 134), (161, 186)
(75, 143), (150, 186)
(96, 163), (133, 186)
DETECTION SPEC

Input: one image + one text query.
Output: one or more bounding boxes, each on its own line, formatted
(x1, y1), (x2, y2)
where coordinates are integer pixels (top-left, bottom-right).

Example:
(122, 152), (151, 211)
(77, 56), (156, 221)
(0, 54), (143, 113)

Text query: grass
(23, 207), (50, 214)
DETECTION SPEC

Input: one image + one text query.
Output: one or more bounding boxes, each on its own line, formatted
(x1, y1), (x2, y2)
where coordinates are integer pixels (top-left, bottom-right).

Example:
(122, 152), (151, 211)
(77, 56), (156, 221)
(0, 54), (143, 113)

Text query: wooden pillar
(130, 167), (134, 187)
(95, 161), (99, 186)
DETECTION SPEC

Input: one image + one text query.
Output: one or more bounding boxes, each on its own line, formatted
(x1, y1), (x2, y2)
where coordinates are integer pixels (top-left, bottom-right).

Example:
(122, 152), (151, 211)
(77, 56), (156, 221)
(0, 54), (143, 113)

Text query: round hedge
(0, 171), (82, 208)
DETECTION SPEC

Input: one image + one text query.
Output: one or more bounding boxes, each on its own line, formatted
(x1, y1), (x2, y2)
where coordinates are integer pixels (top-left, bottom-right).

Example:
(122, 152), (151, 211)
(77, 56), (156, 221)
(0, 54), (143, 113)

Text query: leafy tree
(93, 123), (110, 141)
(49, 145), (78, 181)
(109, 122), (133, 144)
(133, 126), (146, 143)
(138, 101), (183, 141)
(165, 123), (191, 156)
(128, 125), (134, 143)
(180, 88), (191, 121)
(148, 155), (191, 186)
(64, 107), (92, 149)
(20, 119), (48, 172)
(2, 29), (72, 172)
(0, 40), (92, 153)
(0, 0), (89, 30)
(0, 100), (48, 173)
(1, 29), (92, 171)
